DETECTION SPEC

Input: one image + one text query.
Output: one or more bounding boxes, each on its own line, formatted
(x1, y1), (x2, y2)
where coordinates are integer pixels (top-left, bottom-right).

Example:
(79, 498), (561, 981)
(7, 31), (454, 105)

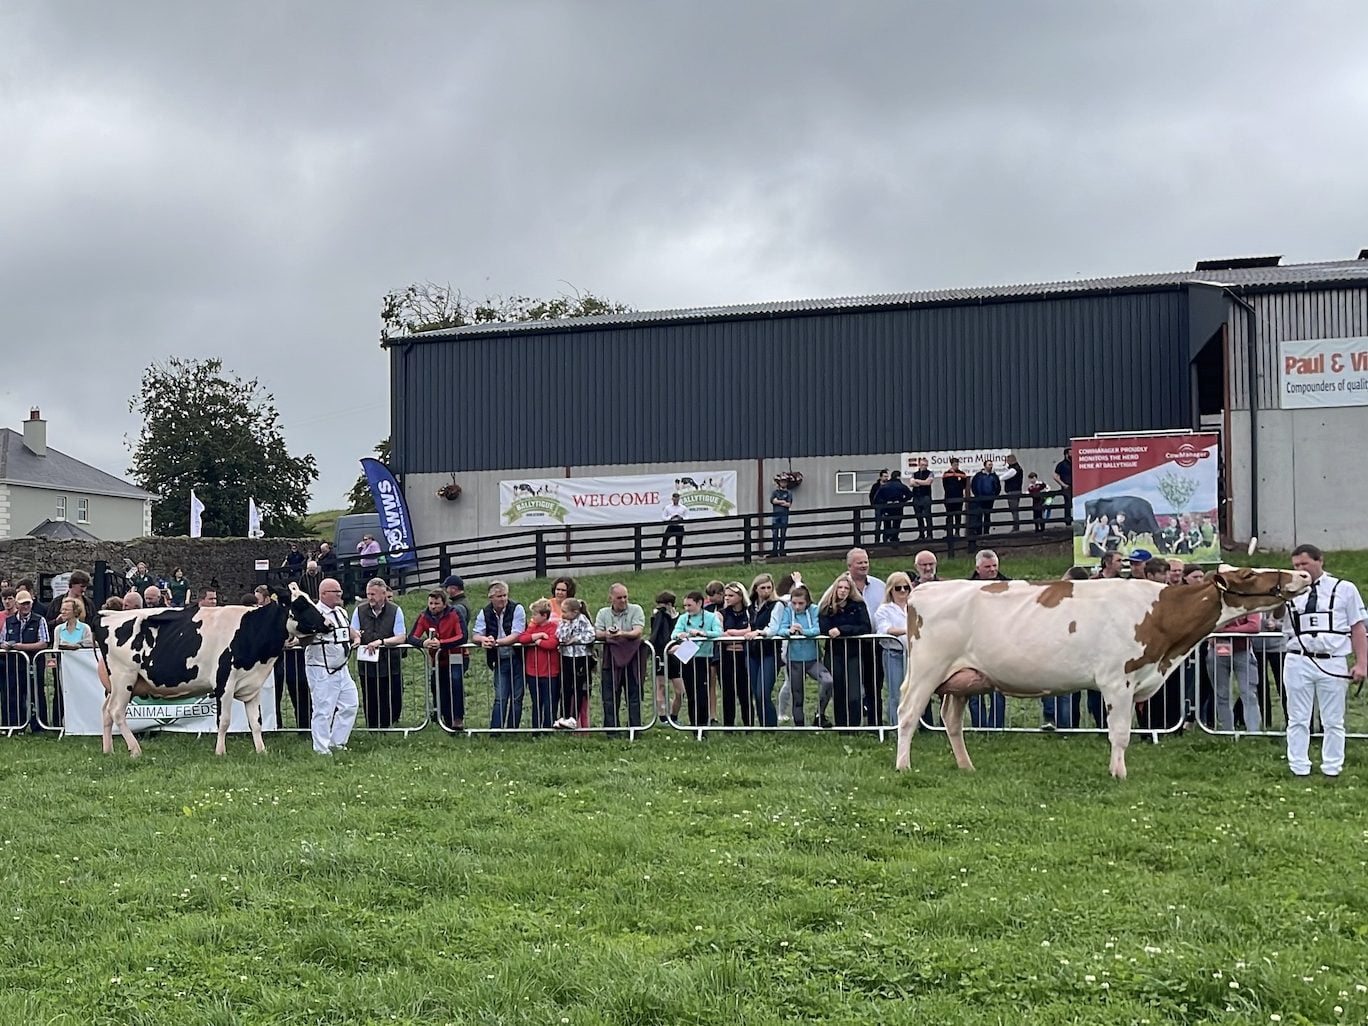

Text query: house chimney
(23, 407), (46, 457)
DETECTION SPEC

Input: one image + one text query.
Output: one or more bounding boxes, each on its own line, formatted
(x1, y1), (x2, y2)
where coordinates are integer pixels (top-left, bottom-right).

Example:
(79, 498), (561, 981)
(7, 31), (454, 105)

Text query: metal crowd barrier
(459, 640), (657, 740)
(660, 633), (905, 739)
(256, 641), (434, 737)
(1193, 631), (1368, 740)
(0, 649), (36, 736)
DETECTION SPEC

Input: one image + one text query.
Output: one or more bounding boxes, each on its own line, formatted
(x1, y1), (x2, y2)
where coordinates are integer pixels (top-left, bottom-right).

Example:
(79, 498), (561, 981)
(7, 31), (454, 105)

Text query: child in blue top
(766, 585), (832, 728)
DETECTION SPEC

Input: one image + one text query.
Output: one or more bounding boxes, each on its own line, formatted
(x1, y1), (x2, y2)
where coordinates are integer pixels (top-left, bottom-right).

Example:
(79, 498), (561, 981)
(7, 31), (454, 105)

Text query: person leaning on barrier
(305, 578), (360, 756)
(409, 588), (467, 732)
(703, 580), (725, 724)
(1283, 544), (1367, 778)
(1209, 607), (1262, 734)
(818, 573), (871, 729)
(965, 551), (1009, 728)
(517, 598), (561, 730)
(474, 581), (527, 730)
(747, 573), (782, 728)
(1, 590), (49, 730)
(847, 548), (885, 726)
(874, 572), (913, 728)
(595, 583), (647, 732)
(718, 582), (753, 727)
(650, 591), (683, 725)
(352, 579), (408, 730)
(766, 584), (831, 728)
(49, 594), (92, 729)
(670, 589), (721, 727)
(555, 597), (596, 730)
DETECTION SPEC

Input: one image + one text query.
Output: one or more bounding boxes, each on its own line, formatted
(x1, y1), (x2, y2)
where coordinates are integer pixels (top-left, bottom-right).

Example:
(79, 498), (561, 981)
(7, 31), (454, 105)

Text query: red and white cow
(894, 566), (1310, 779)
(92, 583), (327, 757)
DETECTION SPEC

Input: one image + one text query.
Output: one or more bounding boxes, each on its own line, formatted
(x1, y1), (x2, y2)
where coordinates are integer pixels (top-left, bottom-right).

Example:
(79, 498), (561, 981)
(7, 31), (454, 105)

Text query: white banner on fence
(900, 448), (1013, 475)
(1279, 336), (1368, 408)
(58, 650), (278, 735)
(499, 472), (738, 527)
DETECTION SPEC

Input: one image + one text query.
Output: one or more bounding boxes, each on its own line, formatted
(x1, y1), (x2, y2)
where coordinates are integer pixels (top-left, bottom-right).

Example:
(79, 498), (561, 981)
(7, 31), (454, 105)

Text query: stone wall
(0, 537), (319, 601)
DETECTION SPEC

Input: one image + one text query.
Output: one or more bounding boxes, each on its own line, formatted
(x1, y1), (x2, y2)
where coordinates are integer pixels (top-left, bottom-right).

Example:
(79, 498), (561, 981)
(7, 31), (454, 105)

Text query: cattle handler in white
(1283, 544), (1367, 777)
(306, 578), (360, 755)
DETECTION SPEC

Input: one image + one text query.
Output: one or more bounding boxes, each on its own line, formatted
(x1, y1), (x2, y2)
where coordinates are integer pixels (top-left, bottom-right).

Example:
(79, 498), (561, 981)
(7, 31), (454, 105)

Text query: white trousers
(1284, 653), (1347, 776)
(305, 663), (359, 754)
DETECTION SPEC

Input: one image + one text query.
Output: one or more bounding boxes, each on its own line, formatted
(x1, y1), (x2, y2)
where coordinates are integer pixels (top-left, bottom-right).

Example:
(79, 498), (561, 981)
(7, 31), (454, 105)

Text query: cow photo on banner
(1071, 433), (1221, 564)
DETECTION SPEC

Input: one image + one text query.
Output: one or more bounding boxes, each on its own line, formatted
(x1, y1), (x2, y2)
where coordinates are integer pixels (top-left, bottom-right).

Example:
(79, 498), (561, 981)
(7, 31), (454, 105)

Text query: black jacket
(820, 601), (872, 638)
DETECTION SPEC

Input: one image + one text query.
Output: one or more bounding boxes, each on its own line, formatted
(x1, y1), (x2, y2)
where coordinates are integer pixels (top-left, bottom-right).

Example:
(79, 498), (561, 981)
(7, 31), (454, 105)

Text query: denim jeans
(968, 691), (1006, 728)
(783, 659), (832, 726)
(1040, 694), (1074, 729)
(435, 662), (466, 730)
(489, 655), (525, 729)
(748, 648), (779, 727)
(528, 674), (556, 729)
(882, 647), (904, 726)
(770, 516), (789, 557)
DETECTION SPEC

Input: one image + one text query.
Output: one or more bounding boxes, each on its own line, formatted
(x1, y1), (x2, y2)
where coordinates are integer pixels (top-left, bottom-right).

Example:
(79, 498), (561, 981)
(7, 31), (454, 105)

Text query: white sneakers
(552, 717), (579, 730)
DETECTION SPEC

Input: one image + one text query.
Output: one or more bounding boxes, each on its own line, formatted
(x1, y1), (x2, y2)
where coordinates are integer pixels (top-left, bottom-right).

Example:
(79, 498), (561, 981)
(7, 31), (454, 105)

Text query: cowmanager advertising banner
(499, 472), (738, 527)
(1071, 433), (1221, 565)
(58, 650), (278, 735)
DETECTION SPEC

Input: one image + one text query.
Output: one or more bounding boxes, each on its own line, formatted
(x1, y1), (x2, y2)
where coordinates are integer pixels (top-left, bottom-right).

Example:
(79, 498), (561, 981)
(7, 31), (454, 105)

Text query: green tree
(346, 436), (390, 514)
(379, 282), (630, 343)
(351, 284), (630, 510)
(127, 357), (319, 537)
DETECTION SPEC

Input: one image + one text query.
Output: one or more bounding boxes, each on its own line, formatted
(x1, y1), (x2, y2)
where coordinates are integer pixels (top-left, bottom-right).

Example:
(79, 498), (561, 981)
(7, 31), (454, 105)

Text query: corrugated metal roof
(0, 429), (154, 499)
(406, 258), (1368, 341)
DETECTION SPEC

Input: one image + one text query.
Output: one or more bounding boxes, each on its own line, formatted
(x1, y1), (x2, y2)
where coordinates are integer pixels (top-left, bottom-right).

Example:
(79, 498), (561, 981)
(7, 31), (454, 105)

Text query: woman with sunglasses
(874, 571), (914, 726)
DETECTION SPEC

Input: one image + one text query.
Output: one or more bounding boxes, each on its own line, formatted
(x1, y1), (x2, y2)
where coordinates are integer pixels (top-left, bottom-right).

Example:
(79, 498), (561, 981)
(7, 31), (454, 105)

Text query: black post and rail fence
(265, 490), (1076, 594)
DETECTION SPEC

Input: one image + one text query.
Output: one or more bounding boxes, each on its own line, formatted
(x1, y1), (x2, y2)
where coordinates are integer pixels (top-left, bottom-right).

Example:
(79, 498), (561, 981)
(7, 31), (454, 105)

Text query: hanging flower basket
(436, 482), (463, 501)
(774, 471), (804, 490)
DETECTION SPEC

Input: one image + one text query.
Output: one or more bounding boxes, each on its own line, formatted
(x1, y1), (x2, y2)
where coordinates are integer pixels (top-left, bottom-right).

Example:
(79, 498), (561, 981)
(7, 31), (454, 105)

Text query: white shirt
(662, 502), (688, 522)
(873, 603), (907, 650)
(855, 575), (885, 618)
(1282, 572), (1367, 658)
(307, 601), (353, 668)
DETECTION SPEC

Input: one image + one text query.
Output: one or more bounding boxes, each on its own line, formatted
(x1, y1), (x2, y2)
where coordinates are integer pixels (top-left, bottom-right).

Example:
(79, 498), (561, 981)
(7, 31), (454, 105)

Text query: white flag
(248, 497), (261, 539)
(189, 489), (205, 538)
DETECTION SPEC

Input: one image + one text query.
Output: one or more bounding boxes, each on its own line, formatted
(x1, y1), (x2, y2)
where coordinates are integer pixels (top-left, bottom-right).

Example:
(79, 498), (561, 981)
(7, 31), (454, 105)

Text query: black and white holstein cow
(92, 583), (328, 757)
(894, 566), (1310, 779)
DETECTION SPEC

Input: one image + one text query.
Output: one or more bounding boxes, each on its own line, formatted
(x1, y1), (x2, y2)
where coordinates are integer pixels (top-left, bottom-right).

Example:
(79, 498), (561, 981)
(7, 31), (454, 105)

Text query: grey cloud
(4, 1), (1368, 511)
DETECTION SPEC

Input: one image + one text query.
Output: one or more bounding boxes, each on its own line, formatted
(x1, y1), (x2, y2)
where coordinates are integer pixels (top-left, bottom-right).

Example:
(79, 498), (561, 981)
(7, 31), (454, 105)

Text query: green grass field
(3, 546), (1366, 1024)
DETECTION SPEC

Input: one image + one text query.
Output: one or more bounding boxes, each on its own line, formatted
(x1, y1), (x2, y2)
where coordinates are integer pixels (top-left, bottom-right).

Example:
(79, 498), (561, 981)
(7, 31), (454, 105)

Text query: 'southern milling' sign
(498, 472), (737, 527)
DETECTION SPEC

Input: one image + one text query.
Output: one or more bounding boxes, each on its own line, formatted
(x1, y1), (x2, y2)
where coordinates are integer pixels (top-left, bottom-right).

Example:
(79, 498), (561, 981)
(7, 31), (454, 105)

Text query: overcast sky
(4, 1), (1367, 514)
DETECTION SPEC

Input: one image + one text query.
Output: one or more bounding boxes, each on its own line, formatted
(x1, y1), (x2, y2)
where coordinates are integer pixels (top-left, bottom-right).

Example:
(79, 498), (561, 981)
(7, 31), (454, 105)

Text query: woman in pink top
(1208, 611), (1263, 732)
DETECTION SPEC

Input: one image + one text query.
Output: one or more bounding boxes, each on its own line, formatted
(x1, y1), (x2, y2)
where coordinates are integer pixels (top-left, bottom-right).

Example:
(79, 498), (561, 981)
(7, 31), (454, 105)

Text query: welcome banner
(499, 472), (738, 527)
(57, 650), (279, 735)
(1070, 433), (1221, 564)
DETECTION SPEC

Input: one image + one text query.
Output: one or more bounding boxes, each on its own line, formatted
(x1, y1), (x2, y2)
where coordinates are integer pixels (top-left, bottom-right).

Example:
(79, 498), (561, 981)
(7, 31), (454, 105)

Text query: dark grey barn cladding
(389, 290), (1189, 475)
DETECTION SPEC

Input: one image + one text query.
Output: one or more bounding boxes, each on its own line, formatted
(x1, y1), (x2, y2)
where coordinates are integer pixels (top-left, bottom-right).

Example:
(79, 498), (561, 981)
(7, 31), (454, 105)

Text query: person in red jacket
(517, 598), (561, 729)
(409, 590), (467, 732)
